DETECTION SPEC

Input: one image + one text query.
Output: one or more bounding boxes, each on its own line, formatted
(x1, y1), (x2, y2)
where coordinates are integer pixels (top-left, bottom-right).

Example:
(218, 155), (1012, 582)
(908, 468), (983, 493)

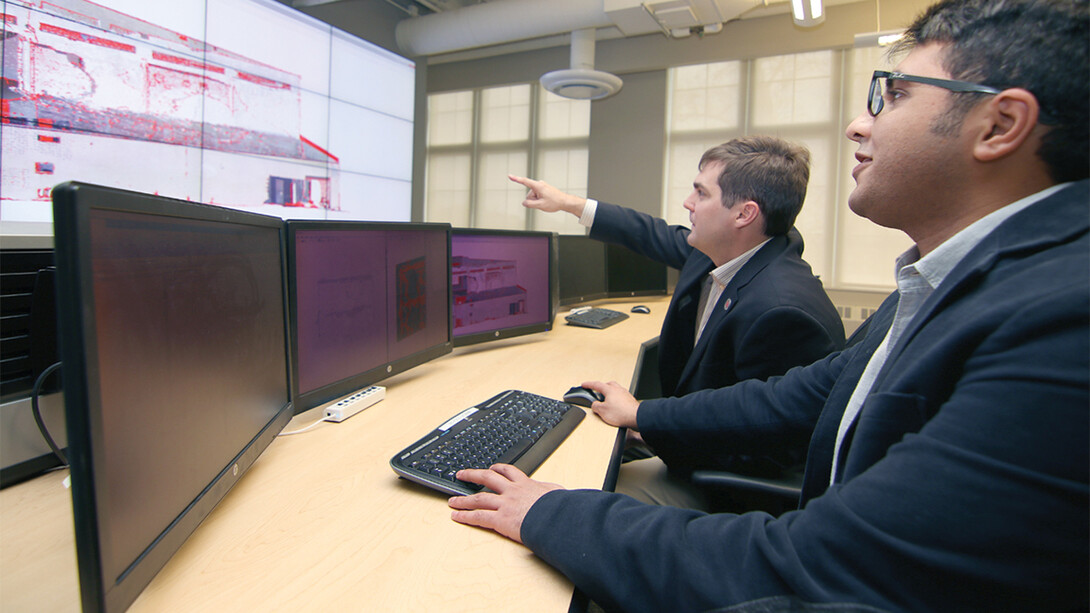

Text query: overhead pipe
(395, 0), (614, 57)
(569, 27), (597, 71)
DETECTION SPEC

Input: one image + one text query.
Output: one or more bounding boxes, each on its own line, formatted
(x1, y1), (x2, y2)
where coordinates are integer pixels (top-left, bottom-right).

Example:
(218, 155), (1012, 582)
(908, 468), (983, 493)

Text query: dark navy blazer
(524, 182), (1090, 613)
(589, 202), (844, 398)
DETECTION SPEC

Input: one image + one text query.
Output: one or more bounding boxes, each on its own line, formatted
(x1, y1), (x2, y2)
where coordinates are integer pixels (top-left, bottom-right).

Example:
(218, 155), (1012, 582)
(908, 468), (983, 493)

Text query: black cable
(31, 361), (66, 466)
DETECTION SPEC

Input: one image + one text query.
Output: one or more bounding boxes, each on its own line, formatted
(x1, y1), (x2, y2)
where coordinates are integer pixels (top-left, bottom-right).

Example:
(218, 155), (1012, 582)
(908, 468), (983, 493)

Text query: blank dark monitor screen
(451, 229), (558, 346)
(51, 182), (293, 613)
(606, 243), (669, 298)
(557, 234), (607, 306)
(288, 221), (452, 413)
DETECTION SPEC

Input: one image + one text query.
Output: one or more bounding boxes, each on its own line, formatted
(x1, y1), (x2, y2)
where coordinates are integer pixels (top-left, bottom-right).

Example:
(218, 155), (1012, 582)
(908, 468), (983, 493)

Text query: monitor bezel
(285, 220), (454, 414)
(450, 227), (559, 348)
(51, 181), (295, 613)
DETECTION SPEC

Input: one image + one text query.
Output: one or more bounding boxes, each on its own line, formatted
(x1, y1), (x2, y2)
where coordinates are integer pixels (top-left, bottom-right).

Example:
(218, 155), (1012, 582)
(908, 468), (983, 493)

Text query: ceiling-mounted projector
(541, 28), (622, 100)
(541, 68), (623, 100)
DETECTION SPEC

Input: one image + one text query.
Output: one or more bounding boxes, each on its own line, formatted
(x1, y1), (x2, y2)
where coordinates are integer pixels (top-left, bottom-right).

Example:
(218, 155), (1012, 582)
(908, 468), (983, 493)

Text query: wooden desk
(0, 296), (669, 612)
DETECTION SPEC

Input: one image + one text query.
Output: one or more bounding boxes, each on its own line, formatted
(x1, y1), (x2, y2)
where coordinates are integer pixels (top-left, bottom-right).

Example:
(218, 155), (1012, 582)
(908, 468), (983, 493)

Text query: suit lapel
(660, 256), (713, 389)
(875, 181), (1090, 385)
(802, 181), (1089, 503)
(724, 233), (788, 293)
(674, 236), (787, 390)
(801, 291), (899, 503)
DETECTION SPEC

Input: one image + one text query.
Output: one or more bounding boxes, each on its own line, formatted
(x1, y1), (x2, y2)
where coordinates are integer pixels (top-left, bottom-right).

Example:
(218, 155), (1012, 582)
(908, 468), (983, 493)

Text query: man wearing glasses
(450, 0), (1088, 610)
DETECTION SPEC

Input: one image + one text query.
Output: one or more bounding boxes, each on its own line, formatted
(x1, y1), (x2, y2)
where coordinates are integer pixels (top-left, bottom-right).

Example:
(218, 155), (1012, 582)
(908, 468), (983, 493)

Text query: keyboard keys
(390, 390), (586, 495)
(564, 307), (629, 329)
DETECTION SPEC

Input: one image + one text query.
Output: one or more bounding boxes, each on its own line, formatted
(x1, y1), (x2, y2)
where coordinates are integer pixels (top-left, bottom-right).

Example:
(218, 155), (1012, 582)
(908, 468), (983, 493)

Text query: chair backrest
(629, 336), (662, 400)
(628, 334), (803, 514)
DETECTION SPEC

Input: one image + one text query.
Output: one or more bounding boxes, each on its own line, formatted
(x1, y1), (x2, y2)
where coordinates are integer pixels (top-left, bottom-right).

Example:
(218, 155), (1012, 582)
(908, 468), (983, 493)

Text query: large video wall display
(1, 0), (416, 231)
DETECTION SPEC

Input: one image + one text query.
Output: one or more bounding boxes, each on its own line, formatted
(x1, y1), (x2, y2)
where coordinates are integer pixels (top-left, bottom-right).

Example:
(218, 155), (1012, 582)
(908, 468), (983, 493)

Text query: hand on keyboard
(448, 463), (564, 544)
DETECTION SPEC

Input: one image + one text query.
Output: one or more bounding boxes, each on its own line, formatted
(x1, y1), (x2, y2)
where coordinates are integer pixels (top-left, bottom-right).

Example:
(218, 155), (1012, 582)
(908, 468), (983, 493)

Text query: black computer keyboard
(390, 390), (586, 496)
(564, 307), (629, 329)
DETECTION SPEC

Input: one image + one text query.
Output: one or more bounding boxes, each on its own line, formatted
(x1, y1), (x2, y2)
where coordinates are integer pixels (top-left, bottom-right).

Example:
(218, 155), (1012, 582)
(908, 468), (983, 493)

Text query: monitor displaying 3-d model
(451, 228), (558, 347)
(287, 221), (452, 413)
(51, 182), (293, 613)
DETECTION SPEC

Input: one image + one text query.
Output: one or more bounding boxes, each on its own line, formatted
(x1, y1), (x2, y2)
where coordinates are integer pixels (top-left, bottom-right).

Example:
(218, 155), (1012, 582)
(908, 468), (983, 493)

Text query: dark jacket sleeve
(588, 201), (694, 270)
(639, 349), (846, 469)
(520, 281), (1090, 613)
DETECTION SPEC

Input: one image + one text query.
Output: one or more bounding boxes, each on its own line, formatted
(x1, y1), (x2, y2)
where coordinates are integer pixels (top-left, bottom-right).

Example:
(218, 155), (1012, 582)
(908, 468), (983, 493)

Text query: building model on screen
(1, 0), (341, 215)
(452, 256), (528, 329)
(0, 0), (414, 224)
(397, 256), (429, 340)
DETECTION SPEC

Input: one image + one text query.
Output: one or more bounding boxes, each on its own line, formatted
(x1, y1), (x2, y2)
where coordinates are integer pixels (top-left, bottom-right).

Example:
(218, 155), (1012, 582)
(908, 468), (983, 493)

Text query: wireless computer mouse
(631, 305), (650, 314)
(563, 386), (604, 407)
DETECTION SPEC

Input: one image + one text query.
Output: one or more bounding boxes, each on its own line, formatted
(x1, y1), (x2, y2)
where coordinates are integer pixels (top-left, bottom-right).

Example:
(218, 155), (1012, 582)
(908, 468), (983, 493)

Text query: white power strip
(324, 385), (386, 422)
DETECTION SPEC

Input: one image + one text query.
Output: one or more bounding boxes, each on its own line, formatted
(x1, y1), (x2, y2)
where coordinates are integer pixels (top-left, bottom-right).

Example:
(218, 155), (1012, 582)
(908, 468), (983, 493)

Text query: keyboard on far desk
(390, 390), (586, 496)
(564, 307), (629, 329)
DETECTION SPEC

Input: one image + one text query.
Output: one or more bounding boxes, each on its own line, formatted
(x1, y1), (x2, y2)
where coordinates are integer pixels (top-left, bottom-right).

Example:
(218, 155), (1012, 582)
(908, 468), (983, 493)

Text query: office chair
(689, 310), (877, 513)
(689, 465), (803, 515)
(628, 336), (803, 515)
(628, 335), (663, 400)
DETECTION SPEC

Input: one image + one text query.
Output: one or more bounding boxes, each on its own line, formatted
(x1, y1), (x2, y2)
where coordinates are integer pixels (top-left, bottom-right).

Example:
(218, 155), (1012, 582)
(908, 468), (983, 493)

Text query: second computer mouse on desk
(630, 305), (651, 314)
(563, 386), (604, 407)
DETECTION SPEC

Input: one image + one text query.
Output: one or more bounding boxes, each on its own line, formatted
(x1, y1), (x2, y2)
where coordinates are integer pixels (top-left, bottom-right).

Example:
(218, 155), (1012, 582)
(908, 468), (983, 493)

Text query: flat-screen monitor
(51, 182), (293, 613)
(286, 221), (452, 414)
(451, 228), (558, 347)
(557, 234), (607, 306)
(606, 243), (669, 298)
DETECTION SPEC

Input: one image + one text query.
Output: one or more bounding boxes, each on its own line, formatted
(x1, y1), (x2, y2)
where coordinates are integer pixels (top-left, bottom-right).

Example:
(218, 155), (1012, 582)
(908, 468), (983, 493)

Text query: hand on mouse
(580, 381), (640, 430)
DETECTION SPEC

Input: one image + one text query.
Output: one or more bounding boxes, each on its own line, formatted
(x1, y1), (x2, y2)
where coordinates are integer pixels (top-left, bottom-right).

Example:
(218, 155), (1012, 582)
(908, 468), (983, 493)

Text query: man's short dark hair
(698, 136), (810, 237)
(894, 0), (1089, 184)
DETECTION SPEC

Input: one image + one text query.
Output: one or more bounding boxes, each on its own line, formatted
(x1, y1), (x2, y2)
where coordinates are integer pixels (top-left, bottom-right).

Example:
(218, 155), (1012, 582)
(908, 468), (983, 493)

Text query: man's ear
(973, 88), (1041, 162)
(734, 201), (762, 228)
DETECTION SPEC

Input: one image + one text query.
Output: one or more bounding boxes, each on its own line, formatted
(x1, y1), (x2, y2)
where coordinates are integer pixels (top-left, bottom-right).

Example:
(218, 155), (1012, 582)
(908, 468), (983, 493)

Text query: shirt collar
(708, 238), (771, 289)
(896, 183), (1070, 289)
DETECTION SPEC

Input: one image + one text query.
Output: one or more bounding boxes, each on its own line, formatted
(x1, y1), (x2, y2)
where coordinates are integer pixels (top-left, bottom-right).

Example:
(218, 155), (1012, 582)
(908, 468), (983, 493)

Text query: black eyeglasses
(867, 70), (1002, 116)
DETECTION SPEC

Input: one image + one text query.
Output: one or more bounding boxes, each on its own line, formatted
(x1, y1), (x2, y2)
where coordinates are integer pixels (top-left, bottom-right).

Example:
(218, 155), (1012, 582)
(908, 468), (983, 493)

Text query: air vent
(1, 249), (55, 401)
(540, 28), (622, 100)
(541, 68), (622, 100)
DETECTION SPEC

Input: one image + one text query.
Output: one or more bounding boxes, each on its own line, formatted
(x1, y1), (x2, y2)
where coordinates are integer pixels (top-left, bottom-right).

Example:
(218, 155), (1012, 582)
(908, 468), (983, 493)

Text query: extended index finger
(507, 174), (535, 189)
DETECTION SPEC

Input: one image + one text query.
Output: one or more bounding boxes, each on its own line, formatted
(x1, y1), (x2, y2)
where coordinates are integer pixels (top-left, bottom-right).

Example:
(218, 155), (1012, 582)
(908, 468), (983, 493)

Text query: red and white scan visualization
(0, 0), (415, 227)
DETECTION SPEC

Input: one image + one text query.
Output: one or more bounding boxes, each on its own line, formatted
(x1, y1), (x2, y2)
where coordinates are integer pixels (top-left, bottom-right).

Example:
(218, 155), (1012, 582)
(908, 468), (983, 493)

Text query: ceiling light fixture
(791, 0), (824, 27)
